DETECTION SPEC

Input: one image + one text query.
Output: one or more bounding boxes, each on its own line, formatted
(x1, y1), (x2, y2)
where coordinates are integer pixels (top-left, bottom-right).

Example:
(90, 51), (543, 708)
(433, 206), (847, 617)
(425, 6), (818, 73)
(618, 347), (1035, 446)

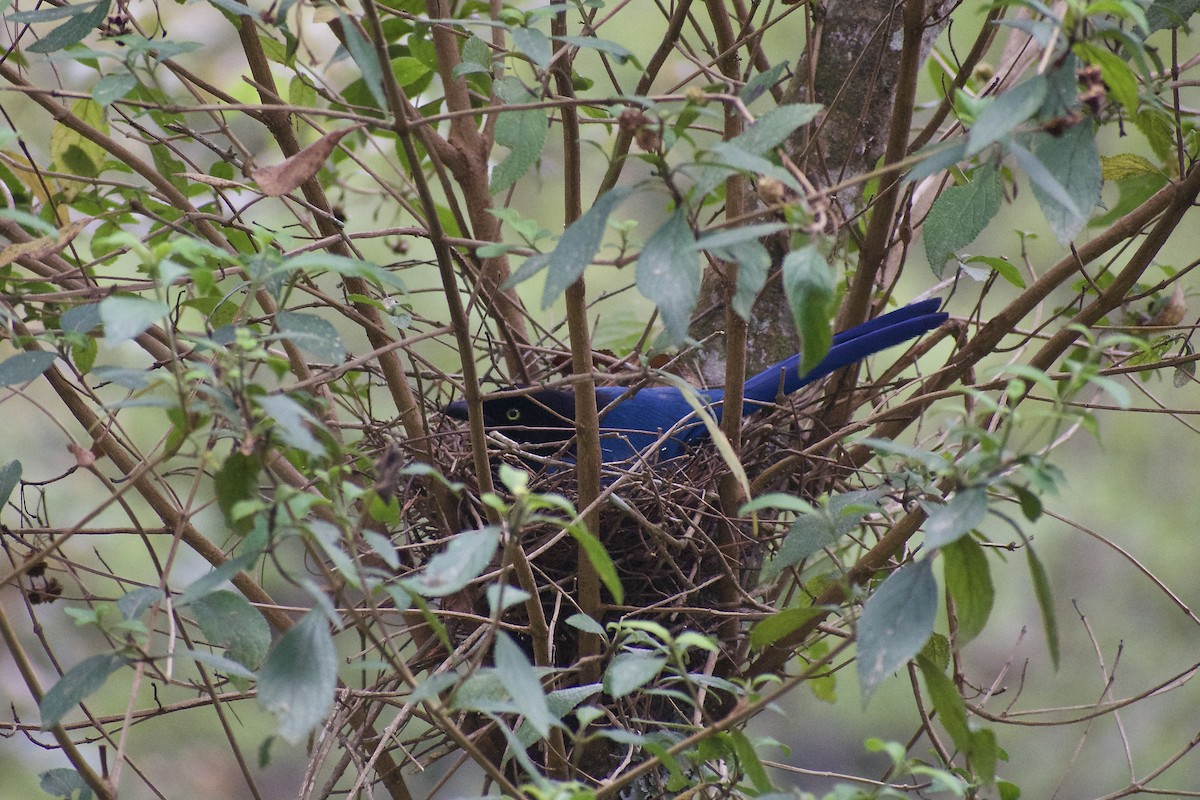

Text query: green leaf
(564, 521), (624, 605)
(1146, 0), (1200, 31)
(964, 255), (1026, 288)
(454, 33), (493, 77)
(494, 632), (555, 737)
(486, 584), (531, 615)
(537, 187), (634, 307)
(733, 103), (823, 155)
(760, 488), (885, 584)
(706, 143), (801, 192)
(511, 25), (552, 70)
(923, 487), (988, 548)
(1026, 544), (1060, 669)
(282, 252), (406, 291)
(966, 75), (1047, 157)
(390, 56), (430, 88)
(942, 536), (994, 645)
(61, 302), (101, 334)
(258, 609), (338, 744)
(604, 650), (667, 698)
(728, 729), (774, 793)
(256, 394), (326, 457)
(696, 223), (789, 251)
(0, 460), (20, 508)
(740, 492), (816, 515)
(0, 351), (56, 387)
(1091, 171), (1168, 228)
(403, 526), (500, 597)
(711, 239), (770, 319)
(1026, 125), (1100, 244)
(275, 311), (346, 363)
(923, 162), (1002, 276)
(92, 72), (138, 106)
(212, 451), (261, 534)
(176, 544), (264, 607)
(750, 606), (821, 648)
(183, 649), (258, 681)
(858, 559), (938, 701)
(740, 61), (788, 104)
(1073, 42), (1139, 114)
(335, 9), (385, 108)
(117, 586), (162, 621)
(1009, 138), (1084, 235)
(39, 652), (126, 728)
(906, 139), (968, 184)
(781, 244), (835, 374)
(99, 295), (168, 346)
(917, 654), (996, 784)
(636, 209), (698, 345)
(26, 0), (110, 53)
(917, 654), (970, 747)
(553, 34), (634, 63)
(191, 589), (271, 670)
(38, 767), (94, 800)
(489, 77), (549, 195)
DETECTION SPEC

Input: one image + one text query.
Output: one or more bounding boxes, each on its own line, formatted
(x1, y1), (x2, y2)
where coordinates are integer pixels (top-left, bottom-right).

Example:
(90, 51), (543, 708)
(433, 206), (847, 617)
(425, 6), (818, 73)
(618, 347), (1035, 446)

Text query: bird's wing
(742, 301), (947, 407)
(593, 385), (719, 463)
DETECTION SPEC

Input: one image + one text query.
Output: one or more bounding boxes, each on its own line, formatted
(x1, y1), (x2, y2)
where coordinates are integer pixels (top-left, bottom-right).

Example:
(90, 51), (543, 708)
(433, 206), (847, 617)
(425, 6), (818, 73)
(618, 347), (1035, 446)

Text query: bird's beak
(444, 399), (470, 420)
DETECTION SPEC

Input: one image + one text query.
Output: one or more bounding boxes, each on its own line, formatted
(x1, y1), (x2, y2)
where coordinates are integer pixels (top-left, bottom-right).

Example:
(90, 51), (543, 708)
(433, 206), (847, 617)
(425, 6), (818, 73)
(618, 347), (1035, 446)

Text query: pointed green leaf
(1009, 138), (1083, 230)
(494, 632), (554, 737)
(858, 559), (938, 701)
(943, 536), (994, 645)
(276, 311), (345, 363)
(923, 163), (1002, 276)
(636, 208), (699, 345)
(733, 104), (823, 155)
(1027, 125), (1101, 244)
(511, 25), (552, 70)
(923, 487), (988, 548)
(92, 72), (137, 106)
(489, 77), (549, 195)
(711, 239), (770, 319)
(1026, 544), (1060, 668)
(27, 0), (109, 53)
(335, 9), (384, 107)
(256, 394), (326, 457)
(564, 521), (624, 605)
(781, 244), (835, 374)
(0, 351), (56, 387)
(604, 650), (667, 698)
(0, 460), (20, 508)
(38, 767), (93, 800)
(39, 652), (126, 728)
(538, 187), (633, 307)
(99, 295), (168, 346)
(258, 609), (338, 744)
(191, 589), (271, 670)
(966, 75), (1047, 156)
(403, 526), (500, 597)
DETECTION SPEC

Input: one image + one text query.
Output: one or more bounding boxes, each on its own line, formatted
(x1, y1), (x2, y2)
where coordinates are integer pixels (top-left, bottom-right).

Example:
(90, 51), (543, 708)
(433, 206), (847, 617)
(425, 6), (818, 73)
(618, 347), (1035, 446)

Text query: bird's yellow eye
(505, 407), (521, 421)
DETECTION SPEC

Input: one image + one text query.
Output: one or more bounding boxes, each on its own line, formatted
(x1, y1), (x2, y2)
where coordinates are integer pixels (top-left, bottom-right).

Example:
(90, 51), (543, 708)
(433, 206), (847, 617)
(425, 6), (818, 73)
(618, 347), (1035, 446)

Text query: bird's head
(444, 388), (577, 448)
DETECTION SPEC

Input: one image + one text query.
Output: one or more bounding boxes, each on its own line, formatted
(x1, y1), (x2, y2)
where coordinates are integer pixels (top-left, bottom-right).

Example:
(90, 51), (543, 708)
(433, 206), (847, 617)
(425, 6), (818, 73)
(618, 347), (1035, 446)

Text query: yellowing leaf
(1101, 153), (1160, 181)
(50, 100), (109, 199)
(0, 219), (89, 269)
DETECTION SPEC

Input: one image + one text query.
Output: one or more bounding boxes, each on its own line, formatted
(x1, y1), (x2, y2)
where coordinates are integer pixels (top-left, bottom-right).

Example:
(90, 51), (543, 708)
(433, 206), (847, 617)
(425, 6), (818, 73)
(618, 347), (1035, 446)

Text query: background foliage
(3, 0), (1200, 798)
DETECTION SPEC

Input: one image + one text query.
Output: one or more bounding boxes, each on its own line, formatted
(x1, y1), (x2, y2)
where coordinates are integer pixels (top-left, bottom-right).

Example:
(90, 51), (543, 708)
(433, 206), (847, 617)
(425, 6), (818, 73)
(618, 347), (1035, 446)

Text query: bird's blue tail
(741, 299), (947, 409)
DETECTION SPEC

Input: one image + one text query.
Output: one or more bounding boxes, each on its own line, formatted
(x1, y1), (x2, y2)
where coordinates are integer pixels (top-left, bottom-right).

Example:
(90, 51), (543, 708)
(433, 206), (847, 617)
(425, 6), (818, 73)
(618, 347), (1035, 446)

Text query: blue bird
(446, 299), (947, 466)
